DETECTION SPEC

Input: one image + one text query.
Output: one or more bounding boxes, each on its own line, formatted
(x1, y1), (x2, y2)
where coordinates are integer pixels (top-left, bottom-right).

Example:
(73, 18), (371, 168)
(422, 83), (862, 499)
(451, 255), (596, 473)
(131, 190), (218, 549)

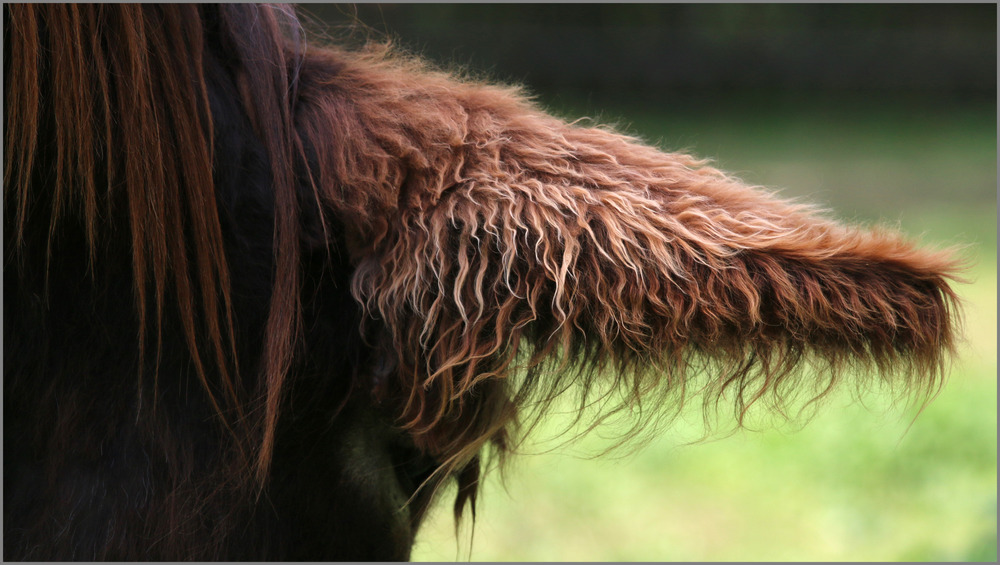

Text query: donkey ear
(297, 45), (962, 461)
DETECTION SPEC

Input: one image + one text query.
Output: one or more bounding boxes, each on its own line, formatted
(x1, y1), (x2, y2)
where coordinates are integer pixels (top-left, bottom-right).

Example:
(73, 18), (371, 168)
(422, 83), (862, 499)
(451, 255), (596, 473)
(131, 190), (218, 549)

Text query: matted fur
(4, 4), (963, 560)
(295, 44), (961, 482)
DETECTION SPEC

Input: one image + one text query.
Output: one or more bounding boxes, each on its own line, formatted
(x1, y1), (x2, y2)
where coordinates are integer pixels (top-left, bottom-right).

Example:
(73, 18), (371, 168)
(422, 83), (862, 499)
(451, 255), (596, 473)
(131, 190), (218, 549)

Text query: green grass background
(411, 96), (997, 562)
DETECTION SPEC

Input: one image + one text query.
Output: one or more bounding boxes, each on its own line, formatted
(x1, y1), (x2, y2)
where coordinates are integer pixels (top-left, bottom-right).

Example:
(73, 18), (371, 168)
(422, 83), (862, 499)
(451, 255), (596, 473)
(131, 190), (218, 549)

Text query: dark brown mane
(5, 4), (311, 480)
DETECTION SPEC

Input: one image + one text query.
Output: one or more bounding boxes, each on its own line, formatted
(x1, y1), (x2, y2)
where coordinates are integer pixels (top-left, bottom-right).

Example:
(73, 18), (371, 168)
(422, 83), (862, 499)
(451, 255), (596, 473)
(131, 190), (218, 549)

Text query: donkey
(4, 4), (961, 560)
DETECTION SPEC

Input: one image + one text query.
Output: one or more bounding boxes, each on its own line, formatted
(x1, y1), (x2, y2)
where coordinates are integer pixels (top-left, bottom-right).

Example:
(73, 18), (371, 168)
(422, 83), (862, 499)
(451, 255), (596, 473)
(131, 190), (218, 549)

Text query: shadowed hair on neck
(6, 4), (306, 480)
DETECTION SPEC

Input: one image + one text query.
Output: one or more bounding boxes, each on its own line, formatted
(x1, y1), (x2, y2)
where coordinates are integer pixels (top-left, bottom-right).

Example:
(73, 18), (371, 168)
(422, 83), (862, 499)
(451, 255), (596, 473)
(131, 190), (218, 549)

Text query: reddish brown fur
(5, 4), (963, 553)
(293, 44), (962, 494)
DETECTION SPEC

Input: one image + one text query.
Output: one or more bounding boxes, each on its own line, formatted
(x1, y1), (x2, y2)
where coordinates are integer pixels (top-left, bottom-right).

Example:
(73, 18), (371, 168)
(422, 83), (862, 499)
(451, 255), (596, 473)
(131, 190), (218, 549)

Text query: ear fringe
(295, 44), (963, 477)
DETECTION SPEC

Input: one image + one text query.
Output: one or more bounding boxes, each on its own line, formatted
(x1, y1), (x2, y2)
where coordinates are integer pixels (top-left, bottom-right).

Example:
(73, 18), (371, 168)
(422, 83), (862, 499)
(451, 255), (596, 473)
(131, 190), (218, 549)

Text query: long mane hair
(7, 2), (303, 471)
(4, 4), (962, 560)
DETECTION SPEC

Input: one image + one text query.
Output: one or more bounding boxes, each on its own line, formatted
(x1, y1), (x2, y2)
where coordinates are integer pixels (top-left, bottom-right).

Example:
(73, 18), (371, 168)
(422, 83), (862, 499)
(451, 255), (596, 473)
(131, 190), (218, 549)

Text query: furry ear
(295, 45), (962, 468)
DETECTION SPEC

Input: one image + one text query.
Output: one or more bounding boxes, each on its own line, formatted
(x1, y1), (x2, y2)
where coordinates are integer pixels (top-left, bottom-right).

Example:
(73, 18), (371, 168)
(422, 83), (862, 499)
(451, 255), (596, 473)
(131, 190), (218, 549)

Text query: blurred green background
(303, 4), (996, 561)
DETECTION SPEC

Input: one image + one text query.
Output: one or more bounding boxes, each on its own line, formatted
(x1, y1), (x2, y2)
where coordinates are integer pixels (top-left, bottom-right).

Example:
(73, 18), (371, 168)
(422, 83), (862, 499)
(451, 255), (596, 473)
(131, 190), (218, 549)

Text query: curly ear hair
(293, 44), (962, 503)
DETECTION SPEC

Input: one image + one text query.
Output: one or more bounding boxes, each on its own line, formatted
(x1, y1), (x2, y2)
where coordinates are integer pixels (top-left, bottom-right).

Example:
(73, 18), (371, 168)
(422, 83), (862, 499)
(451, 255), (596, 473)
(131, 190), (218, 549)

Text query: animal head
(4, 4), (962, 560)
